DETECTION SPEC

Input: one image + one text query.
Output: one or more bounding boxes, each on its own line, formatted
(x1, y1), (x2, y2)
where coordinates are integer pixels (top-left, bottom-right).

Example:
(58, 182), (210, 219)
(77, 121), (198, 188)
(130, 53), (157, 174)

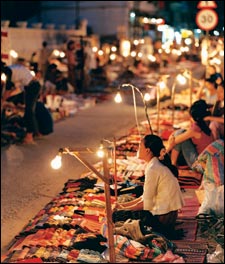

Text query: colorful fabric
(192, 140), (224, 186)
(114, 235), (161, 260)
(77, 249), (106, 263)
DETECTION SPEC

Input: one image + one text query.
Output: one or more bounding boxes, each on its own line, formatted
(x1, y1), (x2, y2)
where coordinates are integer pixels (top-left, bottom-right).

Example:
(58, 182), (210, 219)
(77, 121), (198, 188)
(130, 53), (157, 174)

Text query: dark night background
(1, 1), (224, 32)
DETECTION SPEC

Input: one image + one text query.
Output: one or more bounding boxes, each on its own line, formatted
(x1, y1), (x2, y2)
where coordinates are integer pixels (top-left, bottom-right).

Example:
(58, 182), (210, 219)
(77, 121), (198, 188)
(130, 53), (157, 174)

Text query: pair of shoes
(114, 219), (144, 241)
(196, 213), (215, 220)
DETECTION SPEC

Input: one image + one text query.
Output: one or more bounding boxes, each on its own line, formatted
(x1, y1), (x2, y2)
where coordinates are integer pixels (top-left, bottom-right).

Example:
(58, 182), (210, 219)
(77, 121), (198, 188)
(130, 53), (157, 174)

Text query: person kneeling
(113, 134), (184, 239)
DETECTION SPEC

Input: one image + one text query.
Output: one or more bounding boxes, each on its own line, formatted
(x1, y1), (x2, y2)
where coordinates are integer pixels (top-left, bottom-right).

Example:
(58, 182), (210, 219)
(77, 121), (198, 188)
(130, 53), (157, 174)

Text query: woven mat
(175, 219), (198, 241)
(178, 169), (202, 189)
(172, 240), (208, 263)
(178, 196), (200, 219)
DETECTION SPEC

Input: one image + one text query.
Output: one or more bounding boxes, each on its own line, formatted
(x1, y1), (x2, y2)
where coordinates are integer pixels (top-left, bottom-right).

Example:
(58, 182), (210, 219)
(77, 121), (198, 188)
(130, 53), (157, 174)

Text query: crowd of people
(1, 39), (100, 146)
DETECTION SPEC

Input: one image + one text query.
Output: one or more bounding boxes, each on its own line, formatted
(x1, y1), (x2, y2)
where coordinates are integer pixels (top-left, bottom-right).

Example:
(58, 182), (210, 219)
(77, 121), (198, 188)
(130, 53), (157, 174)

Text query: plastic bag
(207, 244), (224, 263)
(197, 182), (224, 217)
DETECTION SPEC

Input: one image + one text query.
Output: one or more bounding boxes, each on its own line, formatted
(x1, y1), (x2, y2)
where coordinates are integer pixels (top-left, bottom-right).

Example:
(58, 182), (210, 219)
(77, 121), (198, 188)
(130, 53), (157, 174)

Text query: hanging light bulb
(1, 73), (6, 82)
(51, 154), (62, 170)
(30, 70), (36, 76)
(176, 74), (187, 85)
(143, 92), (151, 101)
(97, 143), (105, 158)
(114, 92), (122, 103)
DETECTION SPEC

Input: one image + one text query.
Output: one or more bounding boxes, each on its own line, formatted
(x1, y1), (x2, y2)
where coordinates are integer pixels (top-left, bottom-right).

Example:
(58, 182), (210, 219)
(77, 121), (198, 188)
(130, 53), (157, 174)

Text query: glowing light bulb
(110, 54), (116, 60)
(114, 92), (122, 103)
(176, 74), (186, 85)
(9, 50), (18, 58)
(143, 93), (151, 101)
(30, 70), (36, 76)
(53, 49), (60, 56)
(92, 47), (98, 53)
(59, 51), (65, 58)
(97, 146), (105, 158)
(51, 155), (62, 170)
(159, 81), (166, 90)
(1, 73), (6, 82)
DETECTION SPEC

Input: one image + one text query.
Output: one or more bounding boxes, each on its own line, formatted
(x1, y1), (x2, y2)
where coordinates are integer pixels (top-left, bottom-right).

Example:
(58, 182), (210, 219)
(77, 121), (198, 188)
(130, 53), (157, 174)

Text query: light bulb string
(121, 83), (153, 134)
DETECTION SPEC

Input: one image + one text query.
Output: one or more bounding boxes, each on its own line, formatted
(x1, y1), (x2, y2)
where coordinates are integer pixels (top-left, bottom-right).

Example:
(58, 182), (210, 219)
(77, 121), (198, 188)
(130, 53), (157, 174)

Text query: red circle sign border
(196, 9), (218, 31)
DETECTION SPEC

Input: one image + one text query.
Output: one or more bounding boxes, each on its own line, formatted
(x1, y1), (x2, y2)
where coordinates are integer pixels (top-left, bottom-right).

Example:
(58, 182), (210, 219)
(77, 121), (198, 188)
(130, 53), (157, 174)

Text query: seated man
(44, 63), (68, 96)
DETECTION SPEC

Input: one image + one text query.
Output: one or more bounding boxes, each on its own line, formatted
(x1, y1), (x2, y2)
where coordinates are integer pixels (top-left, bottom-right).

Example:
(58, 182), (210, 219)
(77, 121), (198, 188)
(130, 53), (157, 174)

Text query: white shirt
(9, 64), (33, 90)
(143, 157), (184, 215)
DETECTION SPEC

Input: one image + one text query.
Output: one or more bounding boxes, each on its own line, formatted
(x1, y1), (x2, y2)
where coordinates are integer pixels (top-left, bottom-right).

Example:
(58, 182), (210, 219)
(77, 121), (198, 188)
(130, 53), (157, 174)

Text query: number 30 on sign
(196, 9), (218, 31)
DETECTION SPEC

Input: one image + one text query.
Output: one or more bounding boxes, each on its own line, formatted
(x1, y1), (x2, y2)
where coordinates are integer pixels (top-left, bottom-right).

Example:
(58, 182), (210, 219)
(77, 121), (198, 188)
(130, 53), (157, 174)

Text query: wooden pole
(113, 138), (118, 202)
(156, 85), (160, 135)
(69, 151), (109, 184)
(103, 150), (116, 263)
(189, 71), (193, 107)
(171, 81), (176, 127)
(64, 148), (116, 263)
(206, 30), (210, 77)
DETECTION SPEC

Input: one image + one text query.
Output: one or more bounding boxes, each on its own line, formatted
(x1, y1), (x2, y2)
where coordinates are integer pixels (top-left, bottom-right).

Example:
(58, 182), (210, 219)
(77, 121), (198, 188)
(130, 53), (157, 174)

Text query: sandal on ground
(195, 213), (214, 220)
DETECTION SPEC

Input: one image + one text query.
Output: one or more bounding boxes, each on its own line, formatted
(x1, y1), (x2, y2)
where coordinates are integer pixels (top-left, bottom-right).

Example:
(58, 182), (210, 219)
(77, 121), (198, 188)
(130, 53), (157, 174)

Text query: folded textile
(77, 248), (107, 263)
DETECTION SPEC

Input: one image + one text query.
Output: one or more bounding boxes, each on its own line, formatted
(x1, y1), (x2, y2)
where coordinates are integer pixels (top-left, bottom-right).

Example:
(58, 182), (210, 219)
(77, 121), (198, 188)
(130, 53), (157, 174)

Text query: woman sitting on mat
(113, 134), (184, 239)
(166, 99), (214, 168)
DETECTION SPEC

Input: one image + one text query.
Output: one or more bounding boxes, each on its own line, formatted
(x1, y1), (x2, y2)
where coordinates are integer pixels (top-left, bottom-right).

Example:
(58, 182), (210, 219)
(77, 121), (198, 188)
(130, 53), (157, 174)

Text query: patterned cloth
(192, 140), (224, 217)
(192, 139), (224, 186)
(100, 217), (175, 261)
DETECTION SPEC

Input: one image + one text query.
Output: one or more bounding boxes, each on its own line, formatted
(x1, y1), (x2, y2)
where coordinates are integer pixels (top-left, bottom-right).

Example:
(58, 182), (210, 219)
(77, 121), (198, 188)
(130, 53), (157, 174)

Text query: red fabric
(1, 31), (8, 37)
(16, 258), (43, 263)
(161, 129), (173, 140)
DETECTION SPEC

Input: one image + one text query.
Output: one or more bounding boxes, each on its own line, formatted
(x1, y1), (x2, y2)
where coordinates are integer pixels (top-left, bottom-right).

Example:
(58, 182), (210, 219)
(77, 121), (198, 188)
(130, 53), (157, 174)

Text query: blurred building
(1, 1), (224, 39)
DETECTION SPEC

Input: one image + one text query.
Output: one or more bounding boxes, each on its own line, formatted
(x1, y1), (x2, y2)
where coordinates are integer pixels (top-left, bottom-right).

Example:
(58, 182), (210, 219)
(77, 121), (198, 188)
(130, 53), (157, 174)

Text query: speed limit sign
(196, 9), (218, 31)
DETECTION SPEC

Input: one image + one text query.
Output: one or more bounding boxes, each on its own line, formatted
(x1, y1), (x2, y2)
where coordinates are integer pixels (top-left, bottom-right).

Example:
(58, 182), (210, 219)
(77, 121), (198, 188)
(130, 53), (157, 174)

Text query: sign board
(196, 9), (218, 31)
(197, 1), (217, 9)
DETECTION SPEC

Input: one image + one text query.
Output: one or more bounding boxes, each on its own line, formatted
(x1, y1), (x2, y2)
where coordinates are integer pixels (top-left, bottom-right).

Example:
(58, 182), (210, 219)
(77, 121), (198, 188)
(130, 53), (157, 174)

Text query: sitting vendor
(113, 134), (184, 238)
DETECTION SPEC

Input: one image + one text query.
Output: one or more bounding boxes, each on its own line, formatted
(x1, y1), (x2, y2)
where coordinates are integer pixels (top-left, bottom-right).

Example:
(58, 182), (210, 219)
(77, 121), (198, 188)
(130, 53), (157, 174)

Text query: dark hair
(1, 63), (13, 90)
(205, 77), (217, 88)
(17, 57), (26, 63)
(143, 134), (178, 178)
(67, 40), (75, 50)
(42, 41), (48, 47)
(190, 99), (211, 136)
(48, 63), (57, 70)
(134, 60), (142, 68)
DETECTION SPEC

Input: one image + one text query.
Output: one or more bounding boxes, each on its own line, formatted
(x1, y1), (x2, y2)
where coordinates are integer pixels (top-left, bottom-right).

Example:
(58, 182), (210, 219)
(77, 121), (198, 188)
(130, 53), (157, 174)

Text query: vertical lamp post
(102, 138), (118, 202)
(188, 70), (193, 107)
(51, 147), (116, 263)
(114, 83), (153, 135)
(171, 74), (187, 127)
(182, 69), (194, 107)
(156, 84), (161, 135)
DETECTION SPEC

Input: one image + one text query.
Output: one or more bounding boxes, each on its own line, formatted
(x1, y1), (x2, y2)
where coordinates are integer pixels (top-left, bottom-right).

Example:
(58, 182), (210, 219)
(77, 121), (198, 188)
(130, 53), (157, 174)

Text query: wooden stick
(103, 150), (116, 263)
